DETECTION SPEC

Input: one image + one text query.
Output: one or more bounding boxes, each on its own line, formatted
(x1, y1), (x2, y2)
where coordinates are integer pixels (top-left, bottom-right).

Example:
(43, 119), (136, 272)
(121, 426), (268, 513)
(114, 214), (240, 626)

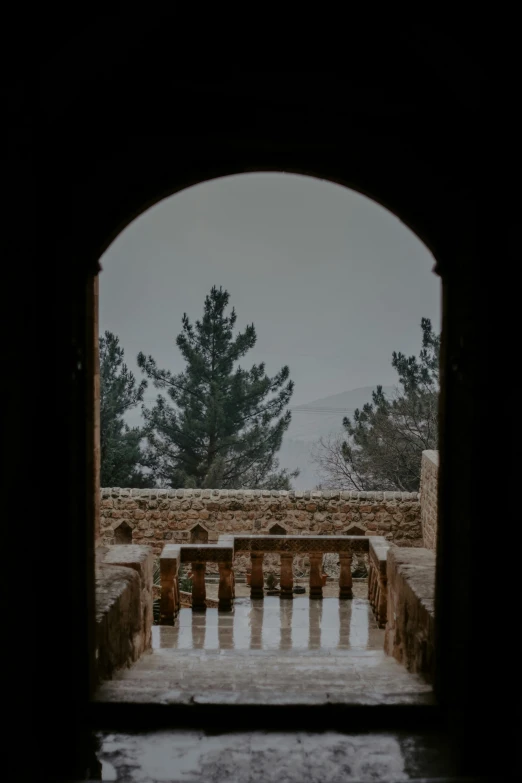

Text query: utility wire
(140, 396), (357, 414)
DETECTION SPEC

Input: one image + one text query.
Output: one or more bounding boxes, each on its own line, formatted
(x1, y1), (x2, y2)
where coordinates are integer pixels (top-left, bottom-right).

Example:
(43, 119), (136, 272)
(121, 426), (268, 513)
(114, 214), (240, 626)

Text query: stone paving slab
(96, 729), (456, 782)
(95, 598), (432, 708)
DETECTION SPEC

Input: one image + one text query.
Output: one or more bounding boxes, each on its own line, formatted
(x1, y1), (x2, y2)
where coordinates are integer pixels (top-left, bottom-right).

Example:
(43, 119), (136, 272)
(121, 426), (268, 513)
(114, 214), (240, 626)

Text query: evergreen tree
(312, 318), (440, 492)
(99, 331), (154, 487)
(137, 286), (299, 489)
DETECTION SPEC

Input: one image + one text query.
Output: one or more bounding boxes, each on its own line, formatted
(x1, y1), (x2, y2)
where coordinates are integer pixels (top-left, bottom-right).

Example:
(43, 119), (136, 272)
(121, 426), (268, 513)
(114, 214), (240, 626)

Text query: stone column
(191, 562), (207, 611)
(280, 553), (294, 599)
(160, 553), (179, 625)
(377, 574), (387, 628)
(370, 566), (378, 610)
(368, 563), (374, 602)
(339, 553), (353, 599)
(218, 560), (233, 612)
(250, 552), (264, 599)
(309, 553), (323, 599)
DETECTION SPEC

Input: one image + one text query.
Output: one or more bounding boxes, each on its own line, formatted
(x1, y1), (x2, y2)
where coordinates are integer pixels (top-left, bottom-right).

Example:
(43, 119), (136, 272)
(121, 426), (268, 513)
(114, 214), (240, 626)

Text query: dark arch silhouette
(19, 24), (517, 780)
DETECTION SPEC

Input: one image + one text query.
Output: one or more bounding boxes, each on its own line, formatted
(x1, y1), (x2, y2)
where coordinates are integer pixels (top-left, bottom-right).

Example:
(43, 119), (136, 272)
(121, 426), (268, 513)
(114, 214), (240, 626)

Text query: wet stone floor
(97, 729), (453, 782)
(96, 597), (433, 706)
(96, 597), (444, 781)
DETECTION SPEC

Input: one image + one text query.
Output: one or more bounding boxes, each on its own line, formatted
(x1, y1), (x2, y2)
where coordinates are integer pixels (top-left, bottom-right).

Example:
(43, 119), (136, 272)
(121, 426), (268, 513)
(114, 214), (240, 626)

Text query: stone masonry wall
(100, 489), (423, 574)
(419, 451), (438, 550)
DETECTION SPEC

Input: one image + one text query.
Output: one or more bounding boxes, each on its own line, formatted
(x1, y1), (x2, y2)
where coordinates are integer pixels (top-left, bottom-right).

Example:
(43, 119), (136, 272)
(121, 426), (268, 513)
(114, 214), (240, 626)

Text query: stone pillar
(339, 553), (353, 599)
(370, 566), (378, 610)
(368, 563), (374, 601)
(191, 562), (207, 611)
(160, 552), (180, 625)
(218, 560), (233, 612)
(377, 574), (387, 628)
(309, 553), (323, 599)
(280, 553), (294, 599)
(250, 552), (264, 599)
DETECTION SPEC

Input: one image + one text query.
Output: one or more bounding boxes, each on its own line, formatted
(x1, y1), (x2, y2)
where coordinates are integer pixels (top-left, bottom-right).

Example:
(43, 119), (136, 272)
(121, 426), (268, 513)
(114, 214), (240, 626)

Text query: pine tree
(312, 318), (440, 492)
(137, 286), (299, 489)
(99, 331), (154, 487)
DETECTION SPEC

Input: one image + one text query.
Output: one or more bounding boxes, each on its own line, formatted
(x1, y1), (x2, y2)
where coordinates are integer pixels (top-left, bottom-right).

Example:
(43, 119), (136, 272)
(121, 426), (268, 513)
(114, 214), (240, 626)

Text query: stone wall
(384, 546), (436, 683)
(419, 450), (438, 550)
(95, 544), (154, 683)
(100, 489), (423, 571)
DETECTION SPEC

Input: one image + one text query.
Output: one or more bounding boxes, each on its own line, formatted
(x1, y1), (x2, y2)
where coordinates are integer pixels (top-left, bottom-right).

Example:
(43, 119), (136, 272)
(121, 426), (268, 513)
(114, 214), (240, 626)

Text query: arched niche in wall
(190, 523), (209, 544)
(114, 520), (133, 544)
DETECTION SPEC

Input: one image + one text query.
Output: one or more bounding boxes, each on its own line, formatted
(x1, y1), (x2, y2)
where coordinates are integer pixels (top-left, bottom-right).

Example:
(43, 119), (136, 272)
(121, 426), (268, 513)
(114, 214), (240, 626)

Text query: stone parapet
(384, 546), (436, 683)
(95, 563), (142, 683)
(95, 544), (154, 683)
(419, 450), (438, 550)
(368, 536), (391, 627)
(100, 487), (422, 556)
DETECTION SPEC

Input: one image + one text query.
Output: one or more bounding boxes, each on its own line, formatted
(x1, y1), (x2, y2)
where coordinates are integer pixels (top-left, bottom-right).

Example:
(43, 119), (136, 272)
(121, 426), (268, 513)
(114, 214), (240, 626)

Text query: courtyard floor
(96, 596), (433, 707)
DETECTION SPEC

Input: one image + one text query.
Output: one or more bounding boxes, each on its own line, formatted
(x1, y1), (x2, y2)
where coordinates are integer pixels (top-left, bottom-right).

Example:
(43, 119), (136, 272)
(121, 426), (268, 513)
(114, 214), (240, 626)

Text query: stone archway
(269, 523), (287, 536)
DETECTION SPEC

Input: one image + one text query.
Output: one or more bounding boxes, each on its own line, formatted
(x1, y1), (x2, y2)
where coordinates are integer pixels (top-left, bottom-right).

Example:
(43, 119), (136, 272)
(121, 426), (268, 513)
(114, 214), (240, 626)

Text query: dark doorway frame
(19, 23), (518, 780)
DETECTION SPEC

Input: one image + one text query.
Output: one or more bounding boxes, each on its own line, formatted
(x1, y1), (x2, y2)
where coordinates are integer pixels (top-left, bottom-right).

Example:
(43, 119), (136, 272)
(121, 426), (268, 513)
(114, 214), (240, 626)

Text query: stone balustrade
(159, 544), (180, 624)
(160, 534), (388, 622)
(368, 536), (391, 628)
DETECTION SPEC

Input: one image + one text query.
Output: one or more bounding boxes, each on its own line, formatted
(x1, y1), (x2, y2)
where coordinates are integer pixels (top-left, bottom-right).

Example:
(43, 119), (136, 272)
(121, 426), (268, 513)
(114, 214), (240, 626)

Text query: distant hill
(279, 385), (395, 489)
(124, 384), (396, 490)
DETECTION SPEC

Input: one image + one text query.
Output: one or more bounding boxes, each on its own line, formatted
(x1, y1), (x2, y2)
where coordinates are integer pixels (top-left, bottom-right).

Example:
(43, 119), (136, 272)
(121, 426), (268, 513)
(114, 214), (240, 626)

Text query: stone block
(384, 546), (436, 683)
(95, 563), (142, 683)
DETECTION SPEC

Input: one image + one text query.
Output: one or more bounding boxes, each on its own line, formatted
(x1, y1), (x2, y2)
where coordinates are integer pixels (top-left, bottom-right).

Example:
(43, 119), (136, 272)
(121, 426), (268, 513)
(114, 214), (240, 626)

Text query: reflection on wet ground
(95, 598), (444, 779)
(152, 597), (381, 652)
(96, 598), (433, 707)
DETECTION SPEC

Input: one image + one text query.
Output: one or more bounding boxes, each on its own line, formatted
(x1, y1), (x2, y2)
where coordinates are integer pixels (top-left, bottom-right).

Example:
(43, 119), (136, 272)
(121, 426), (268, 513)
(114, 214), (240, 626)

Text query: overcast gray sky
(100, 173), (440, 411)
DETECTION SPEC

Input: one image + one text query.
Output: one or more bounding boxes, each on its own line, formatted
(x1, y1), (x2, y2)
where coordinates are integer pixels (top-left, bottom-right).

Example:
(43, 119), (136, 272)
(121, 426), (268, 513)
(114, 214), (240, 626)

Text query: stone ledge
(101, 487), (420, 501)
(95, 563), (142, 683)
(103, 544), (153, 589)
(233, 534), (370, 553)
(96, 545), (155, 681)
(368, 536), (391, 575)
(384, 547), (436, 683)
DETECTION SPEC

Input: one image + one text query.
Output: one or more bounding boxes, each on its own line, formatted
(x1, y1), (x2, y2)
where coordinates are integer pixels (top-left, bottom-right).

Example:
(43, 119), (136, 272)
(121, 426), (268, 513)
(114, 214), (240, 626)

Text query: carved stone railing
(368, 536), (391, 628)
(232, 535), (368, 602)
(160, 534), (390, 624)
